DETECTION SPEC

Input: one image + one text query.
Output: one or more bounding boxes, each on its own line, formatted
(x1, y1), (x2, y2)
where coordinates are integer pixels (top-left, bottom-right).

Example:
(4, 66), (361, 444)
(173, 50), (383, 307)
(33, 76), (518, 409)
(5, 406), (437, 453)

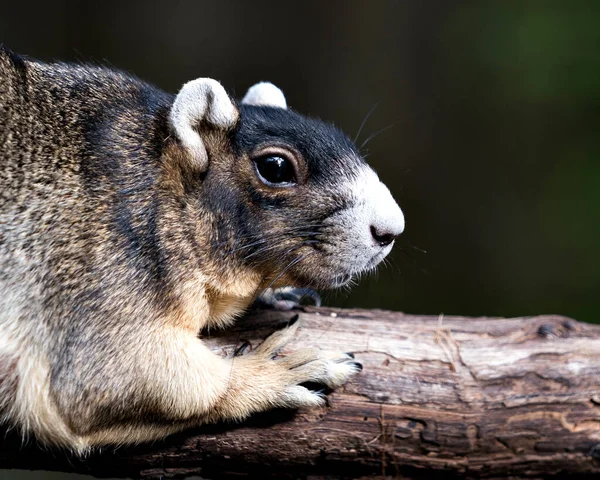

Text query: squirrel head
(167, 80), (404, 290)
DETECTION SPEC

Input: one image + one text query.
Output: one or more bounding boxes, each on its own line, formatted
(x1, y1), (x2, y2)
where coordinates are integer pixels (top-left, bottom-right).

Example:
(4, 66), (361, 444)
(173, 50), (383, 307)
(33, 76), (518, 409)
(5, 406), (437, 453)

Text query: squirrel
(0, 46), (405, 452)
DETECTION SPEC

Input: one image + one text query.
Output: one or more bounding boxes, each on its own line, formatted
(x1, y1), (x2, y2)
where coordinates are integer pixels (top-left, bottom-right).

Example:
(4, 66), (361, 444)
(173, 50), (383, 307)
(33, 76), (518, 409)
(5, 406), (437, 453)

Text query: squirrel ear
(241, 82), (287, 109)
(170, 78), (239, 171)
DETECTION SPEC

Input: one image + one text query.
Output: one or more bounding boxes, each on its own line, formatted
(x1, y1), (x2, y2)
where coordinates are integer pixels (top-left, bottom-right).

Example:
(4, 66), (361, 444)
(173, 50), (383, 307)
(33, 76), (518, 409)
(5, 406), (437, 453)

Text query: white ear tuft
(170, 78), (239, 171)
(241, 82), (287, 109)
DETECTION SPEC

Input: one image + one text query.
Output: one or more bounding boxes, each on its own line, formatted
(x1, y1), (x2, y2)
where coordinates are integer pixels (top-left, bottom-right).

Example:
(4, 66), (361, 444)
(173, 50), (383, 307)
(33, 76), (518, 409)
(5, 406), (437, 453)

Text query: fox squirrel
(0, 47), (404, 452)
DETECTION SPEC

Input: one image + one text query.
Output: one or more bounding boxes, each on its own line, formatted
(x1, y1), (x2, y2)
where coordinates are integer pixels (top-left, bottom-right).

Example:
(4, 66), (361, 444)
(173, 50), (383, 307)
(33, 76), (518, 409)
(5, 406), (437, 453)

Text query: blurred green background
(1, 0), (598, 323)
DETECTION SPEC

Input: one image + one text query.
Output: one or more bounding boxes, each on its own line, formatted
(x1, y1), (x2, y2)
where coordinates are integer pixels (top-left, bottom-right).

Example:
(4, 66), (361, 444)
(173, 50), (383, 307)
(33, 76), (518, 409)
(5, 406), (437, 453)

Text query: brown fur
(0, 48), (362, 452)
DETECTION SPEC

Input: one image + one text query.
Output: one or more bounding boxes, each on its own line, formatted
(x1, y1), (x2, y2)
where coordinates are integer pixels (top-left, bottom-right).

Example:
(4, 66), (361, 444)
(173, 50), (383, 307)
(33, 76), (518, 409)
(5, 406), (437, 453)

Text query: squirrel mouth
(365, 247), (392, 270)
(324, 248), (391, 289)
(329, 273), (353, 288)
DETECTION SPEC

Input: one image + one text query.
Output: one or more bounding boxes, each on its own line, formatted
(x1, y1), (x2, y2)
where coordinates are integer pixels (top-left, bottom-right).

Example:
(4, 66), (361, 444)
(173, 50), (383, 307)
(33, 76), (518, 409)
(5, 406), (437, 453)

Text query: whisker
(359, 97), (460, 151)
(354, 102), (379, 143)
(229, 238), (269, 254)
(262, 251), (311, 292)
(243, 242), (289, 261)
(240, 232), (324, 262)
(214, 222), (328, 253)
(406, 240), (427, 254)
(360, 122), (397, 150)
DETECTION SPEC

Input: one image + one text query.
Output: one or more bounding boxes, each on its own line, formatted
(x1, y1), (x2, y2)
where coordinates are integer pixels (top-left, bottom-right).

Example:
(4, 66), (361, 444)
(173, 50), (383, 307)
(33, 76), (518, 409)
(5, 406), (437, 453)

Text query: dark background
(2, 0), (599, 323)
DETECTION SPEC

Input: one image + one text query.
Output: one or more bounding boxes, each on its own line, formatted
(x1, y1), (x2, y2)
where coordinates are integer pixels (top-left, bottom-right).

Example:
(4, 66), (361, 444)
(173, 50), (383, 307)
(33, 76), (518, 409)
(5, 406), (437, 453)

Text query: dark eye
(254, 155), (297, 186)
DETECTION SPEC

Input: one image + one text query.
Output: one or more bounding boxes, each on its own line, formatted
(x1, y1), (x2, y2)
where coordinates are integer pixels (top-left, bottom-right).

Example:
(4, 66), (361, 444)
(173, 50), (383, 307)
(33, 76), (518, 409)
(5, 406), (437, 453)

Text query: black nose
(370, 225), (398, 247)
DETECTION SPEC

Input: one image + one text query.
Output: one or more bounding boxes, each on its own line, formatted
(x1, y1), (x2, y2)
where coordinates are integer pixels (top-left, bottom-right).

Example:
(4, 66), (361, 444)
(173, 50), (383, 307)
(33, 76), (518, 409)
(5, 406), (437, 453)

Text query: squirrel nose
(357, 168), (405, 249)
(370, 225), (399, 247)
(368, 181), (405, 248)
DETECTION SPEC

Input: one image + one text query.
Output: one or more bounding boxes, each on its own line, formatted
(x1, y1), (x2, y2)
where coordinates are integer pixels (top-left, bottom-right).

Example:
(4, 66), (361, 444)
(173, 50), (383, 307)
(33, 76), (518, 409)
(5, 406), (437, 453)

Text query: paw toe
(291, 353), (362, 389)
(282, 385), (326, 408)
(255, 315), (301, 357)
(321, 358), (362, 388)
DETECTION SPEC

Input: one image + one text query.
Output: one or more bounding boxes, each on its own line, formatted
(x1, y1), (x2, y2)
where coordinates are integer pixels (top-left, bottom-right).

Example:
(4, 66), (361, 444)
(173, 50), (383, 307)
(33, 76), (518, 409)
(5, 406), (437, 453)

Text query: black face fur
(1, 48), (401, 449)
(201, 106), (371, 289)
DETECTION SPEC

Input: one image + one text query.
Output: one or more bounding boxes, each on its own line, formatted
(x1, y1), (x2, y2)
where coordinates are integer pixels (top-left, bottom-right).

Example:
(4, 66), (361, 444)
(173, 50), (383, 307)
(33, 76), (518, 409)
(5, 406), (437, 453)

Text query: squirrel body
(0, 47), (404, 451)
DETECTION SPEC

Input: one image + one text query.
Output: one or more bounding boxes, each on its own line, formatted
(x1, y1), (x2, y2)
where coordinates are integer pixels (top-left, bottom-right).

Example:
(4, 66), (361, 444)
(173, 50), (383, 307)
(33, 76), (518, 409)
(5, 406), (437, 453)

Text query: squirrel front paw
(255, 315), (362, 391)
(214, 316), (361, 419)
(255, 287), (322, 311)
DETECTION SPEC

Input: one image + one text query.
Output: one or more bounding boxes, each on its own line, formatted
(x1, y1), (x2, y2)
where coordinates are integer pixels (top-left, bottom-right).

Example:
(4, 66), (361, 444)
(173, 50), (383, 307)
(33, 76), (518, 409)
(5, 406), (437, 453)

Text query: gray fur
(0, 47), (400, 451)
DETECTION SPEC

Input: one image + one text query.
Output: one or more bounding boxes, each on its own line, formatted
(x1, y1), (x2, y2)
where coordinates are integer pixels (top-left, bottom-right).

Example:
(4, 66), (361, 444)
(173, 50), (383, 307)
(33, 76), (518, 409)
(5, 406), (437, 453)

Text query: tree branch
(2, 308), (600, 479)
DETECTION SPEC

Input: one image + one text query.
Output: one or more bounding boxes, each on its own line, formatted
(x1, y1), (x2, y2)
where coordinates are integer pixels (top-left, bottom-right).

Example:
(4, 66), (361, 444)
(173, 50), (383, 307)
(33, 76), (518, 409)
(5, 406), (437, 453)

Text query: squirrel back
(0, 47), (404, 450)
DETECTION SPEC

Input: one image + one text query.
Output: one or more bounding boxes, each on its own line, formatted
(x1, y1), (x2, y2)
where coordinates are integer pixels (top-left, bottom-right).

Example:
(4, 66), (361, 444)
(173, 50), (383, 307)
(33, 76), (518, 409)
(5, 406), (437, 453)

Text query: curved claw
(233, 341), (251, 357)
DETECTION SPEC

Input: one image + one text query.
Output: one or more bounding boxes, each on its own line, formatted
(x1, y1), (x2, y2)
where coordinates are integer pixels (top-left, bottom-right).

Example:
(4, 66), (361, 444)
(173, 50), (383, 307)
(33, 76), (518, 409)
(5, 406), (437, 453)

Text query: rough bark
(1, 307), (599, 479)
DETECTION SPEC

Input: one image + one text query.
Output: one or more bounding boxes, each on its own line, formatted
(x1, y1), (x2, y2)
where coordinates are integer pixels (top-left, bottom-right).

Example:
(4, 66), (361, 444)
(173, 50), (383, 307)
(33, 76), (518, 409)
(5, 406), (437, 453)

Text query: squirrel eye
(254, 155), (296, 186)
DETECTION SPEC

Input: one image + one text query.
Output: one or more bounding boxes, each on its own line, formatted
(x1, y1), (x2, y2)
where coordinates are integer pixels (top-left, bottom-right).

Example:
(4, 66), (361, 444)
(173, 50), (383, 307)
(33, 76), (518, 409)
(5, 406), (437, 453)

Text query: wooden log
(1, 307), (600, 479)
